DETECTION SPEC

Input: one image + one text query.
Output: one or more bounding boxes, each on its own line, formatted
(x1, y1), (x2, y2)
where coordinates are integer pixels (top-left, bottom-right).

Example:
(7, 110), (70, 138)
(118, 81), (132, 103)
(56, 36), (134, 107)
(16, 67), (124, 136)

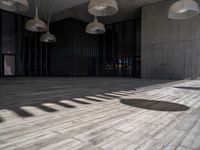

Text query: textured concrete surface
(15, 0), (166, 24)
(141, 0), (200, 80)
(51, 0), (165, 24)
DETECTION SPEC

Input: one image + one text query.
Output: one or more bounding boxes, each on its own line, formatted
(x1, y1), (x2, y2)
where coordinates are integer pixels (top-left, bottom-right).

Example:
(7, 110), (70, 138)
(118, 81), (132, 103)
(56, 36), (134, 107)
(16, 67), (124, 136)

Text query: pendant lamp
(40, 31), (56, 43)
(25, 0), (47, 32)
(0, 0), (28, 12)
(168, 0), (200, 19)
(86, 16), (106, 34)
(88, 0), (118, 16)
(40, 0), (56, 43)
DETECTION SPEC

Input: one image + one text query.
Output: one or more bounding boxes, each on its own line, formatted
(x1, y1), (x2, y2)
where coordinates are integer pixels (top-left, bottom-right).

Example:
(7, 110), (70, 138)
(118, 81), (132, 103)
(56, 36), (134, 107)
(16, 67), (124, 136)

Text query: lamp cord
(34, 0), (41, 9)
(48, 0), (54, 27)
(34, 0), (41, 17)
(41, 0), (54, 30)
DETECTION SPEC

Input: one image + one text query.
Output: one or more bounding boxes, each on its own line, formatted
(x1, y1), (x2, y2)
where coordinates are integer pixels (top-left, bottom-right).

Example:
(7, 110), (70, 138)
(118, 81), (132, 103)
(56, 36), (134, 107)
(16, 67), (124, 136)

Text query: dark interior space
(0, 11), (50, 77)
(0, 10), (141, 78)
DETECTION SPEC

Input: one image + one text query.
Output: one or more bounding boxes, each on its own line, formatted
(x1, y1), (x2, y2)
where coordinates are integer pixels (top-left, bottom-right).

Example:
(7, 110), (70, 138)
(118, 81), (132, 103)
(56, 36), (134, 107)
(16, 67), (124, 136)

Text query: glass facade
(0, 11), (50, 77)
(0, 10), (141, 78)
(103, 20), (141, 77)
(1, 12), (16, 76)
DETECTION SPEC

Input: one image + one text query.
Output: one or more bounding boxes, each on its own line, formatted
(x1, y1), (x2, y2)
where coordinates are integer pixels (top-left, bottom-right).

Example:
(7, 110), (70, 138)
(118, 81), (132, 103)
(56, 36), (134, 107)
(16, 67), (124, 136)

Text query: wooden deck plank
(0, 78), (199, 150)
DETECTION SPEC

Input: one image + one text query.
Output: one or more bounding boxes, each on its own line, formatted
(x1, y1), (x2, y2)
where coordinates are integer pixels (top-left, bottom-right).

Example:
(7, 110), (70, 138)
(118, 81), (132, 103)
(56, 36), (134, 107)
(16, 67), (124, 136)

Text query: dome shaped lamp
(88, 0), (118, 16)
(86, 16), (106, 34)
(40, 0), (56, 43)
(25, 0), (47, 32)
(40, 31), (56, 43)
(168, 0), (200, 19)
(0, 0), (29, 12)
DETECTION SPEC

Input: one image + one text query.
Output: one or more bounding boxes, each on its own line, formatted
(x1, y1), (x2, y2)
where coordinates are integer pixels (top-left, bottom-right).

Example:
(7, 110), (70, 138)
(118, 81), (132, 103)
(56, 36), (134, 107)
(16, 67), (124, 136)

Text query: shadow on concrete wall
(120, 99), (189, 112)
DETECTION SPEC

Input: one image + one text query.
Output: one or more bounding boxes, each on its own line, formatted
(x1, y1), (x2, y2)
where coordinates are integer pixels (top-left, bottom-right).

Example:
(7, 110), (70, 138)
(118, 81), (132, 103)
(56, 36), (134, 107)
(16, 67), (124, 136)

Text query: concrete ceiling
(17, 0), (88, 18)
(17, 0), (168, 24)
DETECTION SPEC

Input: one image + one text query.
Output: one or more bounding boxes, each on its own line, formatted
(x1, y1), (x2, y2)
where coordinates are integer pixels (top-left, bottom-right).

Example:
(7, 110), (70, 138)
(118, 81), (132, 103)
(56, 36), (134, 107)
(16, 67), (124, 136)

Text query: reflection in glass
(105, 57), (133, 76)
(4, 55), (15, 76)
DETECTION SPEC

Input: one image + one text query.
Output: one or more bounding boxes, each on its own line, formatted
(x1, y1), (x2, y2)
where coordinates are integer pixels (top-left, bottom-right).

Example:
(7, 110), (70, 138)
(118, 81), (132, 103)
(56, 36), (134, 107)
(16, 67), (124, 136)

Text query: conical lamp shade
(25, 16), (47, 32)
(40, 31), (56, 43)
(0, 0), (28, 12)
(86, 17), (105, 34)
(88, 0), (118, 16)
(168, 0), (200, 19)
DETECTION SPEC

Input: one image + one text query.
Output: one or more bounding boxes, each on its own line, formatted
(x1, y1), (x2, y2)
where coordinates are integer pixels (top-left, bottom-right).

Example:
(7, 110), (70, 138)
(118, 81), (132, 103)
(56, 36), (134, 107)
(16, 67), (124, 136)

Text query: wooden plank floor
(0, 77), (200, 150)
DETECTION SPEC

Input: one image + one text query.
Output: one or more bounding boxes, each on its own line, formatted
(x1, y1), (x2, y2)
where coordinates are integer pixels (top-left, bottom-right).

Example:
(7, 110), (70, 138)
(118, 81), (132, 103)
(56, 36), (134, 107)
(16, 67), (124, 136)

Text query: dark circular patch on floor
(120, 99), (189, 112)
(174, 86), (200, 90)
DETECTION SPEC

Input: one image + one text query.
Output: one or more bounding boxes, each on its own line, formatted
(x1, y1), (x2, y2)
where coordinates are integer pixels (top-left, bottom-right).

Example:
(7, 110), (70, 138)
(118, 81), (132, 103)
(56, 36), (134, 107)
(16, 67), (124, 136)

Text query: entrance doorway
(3, 55), (15, 76)
(88, 58), (96, 76)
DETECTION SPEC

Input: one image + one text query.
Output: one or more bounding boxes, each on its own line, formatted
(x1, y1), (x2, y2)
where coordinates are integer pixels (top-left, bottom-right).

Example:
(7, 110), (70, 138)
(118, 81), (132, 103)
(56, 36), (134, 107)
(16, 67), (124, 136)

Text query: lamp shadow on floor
(11, 108), (34, 117)
(0, 78), (180, 121)
(0, 116), (4, 123)
(6, 101), (77, 118)
(174, 86), (200, 90)
(120, 99), (189, 112)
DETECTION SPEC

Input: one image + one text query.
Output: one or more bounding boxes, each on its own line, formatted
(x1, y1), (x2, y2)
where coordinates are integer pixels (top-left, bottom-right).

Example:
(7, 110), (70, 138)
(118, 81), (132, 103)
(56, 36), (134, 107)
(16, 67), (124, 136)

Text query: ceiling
(17, 0), (167, 24)
(18, 0), (88, 17)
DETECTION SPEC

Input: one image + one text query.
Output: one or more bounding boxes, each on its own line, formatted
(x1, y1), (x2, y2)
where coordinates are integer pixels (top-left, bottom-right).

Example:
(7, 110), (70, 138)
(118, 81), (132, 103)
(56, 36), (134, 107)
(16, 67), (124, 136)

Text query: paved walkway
(0, 78), (199, 150)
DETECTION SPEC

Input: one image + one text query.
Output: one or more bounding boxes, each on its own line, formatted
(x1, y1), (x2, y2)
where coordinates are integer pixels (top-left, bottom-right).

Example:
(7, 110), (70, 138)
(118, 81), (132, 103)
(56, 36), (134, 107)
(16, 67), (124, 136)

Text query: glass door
(3, 54), (15, 76)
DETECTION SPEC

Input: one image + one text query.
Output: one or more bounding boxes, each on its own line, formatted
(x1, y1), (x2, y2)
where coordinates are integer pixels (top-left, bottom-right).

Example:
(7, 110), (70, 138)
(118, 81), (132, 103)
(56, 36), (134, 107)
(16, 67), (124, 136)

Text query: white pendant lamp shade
(168, 0), (200, 19)
(40, 31), (56, 43)
(88, 0), (118, 16)
(25, 0), (47, 32)
(0, 0), (28, 12)
(86, 16), (105, 34)
(25, 16), (47, 32)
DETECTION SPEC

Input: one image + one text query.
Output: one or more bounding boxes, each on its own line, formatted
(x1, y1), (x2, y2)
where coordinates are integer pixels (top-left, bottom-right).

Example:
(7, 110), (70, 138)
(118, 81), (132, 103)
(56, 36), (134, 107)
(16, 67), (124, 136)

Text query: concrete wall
(141, 0), (200, 80)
